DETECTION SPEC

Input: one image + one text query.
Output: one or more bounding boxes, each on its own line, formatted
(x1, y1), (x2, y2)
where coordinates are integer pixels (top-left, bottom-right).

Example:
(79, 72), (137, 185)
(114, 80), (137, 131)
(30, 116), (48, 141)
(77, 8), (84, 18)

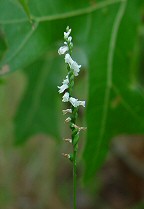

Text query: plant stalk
(73, 149), (77, 209)
(71, 107), (78, 209)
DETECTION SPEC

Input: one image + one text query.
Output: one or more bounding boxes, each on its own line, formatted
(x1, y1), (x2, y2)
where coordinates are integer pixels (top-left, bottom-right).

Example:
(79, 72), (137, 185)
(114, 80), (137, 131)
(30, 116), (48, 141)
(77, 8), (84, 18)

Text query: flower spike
(58, 26), (86, 209)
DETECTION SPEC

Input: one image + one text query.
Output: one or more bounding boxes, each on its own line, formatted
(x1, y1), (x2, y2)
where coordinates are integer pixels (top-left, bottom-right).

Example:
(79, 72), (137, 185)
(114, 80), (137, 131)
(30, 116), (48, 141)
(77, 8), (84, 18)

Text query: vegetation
(0, 0), (144, 208)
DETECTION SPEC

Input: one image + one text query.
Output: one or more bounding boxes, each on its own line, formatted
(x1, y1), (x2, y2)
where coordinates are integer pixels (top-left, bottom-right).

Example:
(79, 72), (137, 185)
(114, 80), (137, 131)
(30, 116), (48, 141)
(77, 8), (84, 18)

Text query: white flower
(77, 100), (85, 107)
(71, 61), (81, 76)
(63, 138), (72, 143)
(64, 28), (71, 39)
(62, 153), (71, 159)
(62, 92), (69, 102)
(69, 97), (85, 107)
(62, 109), (72, 115)
(69, 97), (79, 107)
(58, 84), (68, 94)
(65, 117), (71, 123)
(64, 54), (81, 76)
(58, 76), (69, 94)
(65, 53), (73, 65)
(58, 46), (69, 55)
(62, 76), (69, 85)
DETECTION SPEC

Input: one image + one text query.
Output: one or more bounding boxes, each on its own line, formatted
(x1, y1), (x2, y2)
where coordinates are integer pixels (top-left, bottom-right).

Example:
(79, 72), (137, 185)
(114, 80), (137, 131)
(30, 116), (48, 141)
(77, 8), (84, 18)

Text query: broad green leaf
(0, 21), (54, 75)
(0, 30), (7, 60)
(0, 0), (26, 22)
(17, 0), (32, 22)
(83, 0), (144, 182)
(0, 0), (122, 75)
(14, 54), (62, 144)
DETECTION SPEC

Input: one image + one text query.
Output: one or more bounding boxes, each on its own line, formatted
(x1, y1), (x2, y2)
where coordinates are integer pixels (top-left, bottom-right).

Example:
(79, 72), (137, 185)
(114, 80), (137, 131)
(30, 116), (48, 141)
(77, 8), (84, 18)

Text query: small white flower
(71, 124), (87, 131)
(63, 138), (72, 143)
(77, 100), (85, 107)
(58, 84), (68, 94)
(62, 76), (69, 85)
(58, 76), (69, 94)
(70, 97), (85, 107)
(65, 117), (71, 123)
(58, 46), (69, 55)
(71, 61), (81, 76)
(69, 97), (79, 107)
(64, 54), (81, 76)
(62, 92), (69, 102)
(62, 153), (71, 159)
(64, 28), (71, 39)
(62, 109), (72, 115)
(65, 53), (73, 65)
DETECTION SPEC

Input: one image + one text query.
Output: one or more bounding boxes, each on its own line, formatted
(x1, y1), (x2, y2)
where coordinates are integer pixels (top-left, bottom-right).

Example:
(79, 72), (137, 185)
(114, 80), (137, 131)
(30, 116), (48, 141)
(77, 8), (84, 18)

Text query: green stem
(71, 108), (78, 209)
(73, 149), (77, 209)
(67, 55), (78, 209)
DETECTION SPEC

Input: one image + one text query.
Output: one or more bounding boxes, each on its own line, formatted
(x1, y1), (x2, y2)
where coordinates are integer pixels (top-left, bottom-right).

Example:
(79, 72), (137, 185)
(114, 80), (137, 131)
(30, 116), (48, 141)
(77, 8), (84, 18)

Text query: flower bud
(62, 109), (72, 115)
(62, 153), (73, 162)
(71, 124), (87, 132)
(65, 117), (71, 123)
(63, 138), (72, 143)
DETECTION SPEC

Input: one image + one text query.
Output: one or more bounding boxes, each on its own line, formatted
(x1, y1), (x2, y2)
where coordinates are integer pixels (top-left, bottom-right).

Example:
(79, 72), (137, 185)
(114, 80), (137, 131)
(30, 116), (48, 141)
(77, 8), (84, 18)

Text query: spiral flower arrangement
(58, 26), (86, 209)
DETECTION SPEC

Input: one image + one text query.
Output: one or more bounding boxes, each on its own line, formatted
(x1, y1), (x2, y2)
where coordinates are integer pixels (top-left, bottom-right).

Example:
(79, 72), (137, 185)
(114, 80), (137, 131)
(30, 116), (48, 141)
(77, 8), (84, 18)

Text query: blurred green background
(0, 0), (144, 208)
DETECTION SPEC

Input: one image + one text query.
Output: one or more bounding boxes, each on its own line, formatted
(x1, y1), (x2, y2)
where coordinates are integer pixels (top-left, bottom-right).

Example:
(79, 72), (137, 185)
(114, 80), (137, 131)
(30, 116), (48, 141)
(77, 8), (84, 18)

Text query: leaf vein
(0, 22), (39, 73)
(98, 0), (127, 146)
(0, 0), (124, 25)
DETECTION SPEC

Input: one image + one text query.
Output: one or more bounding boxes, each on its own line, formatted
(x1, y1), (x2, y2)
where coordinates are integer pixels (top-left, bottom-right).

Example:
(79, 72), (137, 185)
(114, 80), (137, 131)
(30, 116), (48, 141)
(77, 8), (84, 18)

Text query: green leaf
(0, 0), (26, 22)
(83, 0), (144, 182)
(1, 0), (144, 183)
(0, 30), (7, 61)
(0, 21), (54, 75)
(0, 0), (122, 75)
(17, 0), (32, 22)
(14, 54), (62, 144)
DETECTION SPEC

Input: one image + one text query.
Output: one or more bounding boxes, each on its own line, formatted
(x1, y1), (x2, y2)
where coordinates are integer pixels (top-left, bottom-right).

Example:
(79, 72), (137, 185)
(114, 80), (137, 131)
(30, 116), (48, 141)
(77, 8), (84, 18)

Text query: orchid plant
(58, 26), (86, 209)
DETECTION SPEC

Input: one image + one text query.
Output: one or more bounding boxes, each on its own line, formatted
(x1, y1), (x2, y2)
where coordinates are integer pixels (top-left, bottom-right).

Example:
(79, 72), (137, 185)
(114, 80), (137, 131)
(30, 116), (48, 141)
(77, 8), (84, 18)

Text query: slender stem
(66, 34), (78, 209)
(71, 107), (78, 209)
(73, 149), (77, 209)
